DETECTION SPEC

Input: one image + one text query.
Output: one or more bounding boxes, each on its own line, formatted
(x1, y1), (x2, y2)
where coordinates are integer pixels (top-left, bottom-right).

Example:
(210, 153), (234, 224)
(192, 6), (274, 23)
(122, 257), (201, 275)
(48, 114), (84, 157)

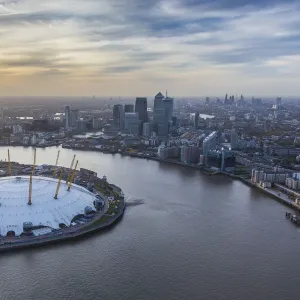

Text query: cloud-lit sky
(1, 0), (300, 97)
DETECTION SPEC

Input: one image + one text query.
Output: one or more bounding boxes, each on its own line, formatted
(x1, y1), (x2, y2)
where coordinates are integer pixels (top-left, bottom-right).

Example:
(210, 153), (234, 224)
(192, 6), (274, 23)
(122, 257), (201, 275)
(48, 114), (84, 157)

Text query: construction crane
(67, 160), (78, 192)
(66, 155), (76, 184)
(54, 167), (64, 199)
(32, 148), (37, 176)
(7, 149), (11, 176)
(53, 150), (60, 177)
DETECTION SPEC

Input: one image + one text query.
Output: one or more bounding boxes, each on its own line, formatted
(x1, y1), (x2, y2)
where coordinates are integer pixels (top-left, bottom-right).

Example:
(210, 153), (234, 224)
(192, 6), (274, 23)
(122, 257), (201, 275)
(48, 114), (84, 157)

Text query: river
(0, 146), (299, 300)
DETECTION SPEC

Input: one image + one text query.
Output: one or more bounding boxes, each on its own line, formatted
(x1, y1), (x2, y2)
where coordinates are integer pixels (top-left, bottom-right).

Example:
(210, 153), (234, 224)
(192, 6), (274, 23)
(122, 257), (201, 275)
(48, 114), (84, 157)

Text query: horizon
(2, 0), (300, 96)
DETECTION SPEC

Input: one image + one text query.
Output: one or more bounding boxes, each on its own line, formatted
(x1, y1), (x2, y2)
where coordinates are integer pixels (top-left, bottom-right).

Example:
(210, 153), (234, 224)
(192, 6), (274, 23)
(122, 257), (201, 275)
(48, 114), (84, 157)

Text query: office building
(152, 92), (174, 137)
(231, 129), (238, 149)
(163, 97), (174, 122)
(70, 109), (79, 128)
(135, 97), (148, 122)
(194, 112), (200, 129)
(143, 122), (152, 137)
(154, 92), (164, 110)
(113, 104), (124, 130)
(206, 150), (236, 171)
(124, 113), (141, 135)
(153, 109), (168, 137)
(0, 108), (4, 130)
(124, 104), (134, 113)
(65, 106), (71, 129)
(203, 131), (217, 155)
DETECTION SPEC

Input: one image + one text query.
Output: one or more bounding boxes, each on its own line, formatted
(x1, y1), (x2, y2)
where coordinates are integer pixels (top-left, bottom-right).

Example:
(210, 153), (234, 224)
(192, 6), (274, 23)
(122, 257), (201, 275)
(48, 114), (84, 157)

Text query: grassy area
(84, 215), (112, 230)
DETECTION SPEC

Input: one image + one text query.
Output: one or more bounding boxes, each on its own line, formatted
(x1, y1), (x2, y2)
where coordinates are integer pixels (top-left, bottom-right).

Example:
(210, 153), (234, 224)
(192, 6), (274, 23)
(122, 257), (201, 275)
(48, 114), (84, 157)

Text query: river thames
(0, 147), (299, 300)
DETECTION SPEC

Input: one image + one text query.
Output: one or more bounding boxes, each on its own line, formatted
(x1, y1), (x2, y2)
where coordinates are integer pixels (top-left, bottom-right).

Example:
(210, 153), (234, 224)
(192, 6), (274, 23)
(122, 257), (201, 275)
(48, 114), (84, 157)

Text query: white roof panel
(0, 176), (96, 236)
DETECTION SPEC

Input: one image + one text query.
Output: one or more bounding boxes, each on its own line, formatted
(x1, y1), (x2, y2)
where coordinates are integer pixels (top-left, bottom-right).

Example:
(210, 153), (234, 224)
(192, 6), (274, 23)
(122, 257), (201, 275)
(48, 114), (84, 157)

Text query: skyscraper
(0, 108), (4, 130)
(124, 104), (134, 113)
(135, 97), (148, 122)
(231, 129), (238, 150)
(162, 96), (174, 122)
(65, 106), (71, 129)
(153, 92), (174, 137)
(113, 104), (124, 130)
(70, 109), (79, 128)
(154, 92), (164, 110)
(194, 112), (200, 129)
(124, 113), (140, 135)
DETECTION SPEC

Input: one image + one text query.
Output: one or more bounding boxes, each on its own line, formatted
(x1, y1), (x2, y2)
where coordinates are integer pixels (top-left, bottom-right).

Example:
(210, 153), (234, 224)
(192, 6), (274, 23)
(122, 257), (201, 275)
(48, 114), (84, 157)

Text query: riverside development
(1, 146), (300, 300)
(0, 149), (125, 252)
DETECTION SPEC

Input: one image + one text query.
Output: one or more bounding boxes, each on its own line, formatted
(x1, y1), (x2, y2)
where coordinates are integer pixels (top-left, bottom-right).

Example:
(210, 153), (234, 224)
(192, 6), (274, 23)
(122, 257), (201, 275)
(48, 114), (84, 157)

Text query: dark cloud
(103, 65), (141, 73)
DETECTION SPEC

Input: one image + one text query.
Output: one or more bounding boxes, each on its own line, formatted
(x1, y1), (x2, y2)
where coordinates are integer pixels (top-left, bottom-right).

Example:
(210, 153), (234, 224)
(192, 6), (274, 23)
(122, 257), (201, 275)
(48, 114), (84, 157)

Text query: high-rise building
(135, 98), (148, 122)
(113, 104), (124, 130)
(65, 106), (71, 129)
(70, 109), (79, 128)
(124, 104), (134, 113)
(154, 92), (164, 110)
(194, 112), (200, 129)
(152, 92), (174, 137)
(203, 131), (217, 156)
(143, 122), (152, 137)
(124, 112), (140, 135)
(153, 108), (168, 136)
(231, 129), (238, 150)
(162, 97), (174, 122)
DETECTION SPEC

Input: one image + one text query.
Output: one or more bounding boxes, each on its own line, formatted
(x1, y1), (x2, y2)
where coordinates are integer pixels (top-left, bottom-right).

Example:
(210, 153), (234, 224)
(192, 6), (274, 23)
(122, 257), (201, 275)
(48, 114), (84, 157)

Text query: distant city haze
(1, 0), (300, 96)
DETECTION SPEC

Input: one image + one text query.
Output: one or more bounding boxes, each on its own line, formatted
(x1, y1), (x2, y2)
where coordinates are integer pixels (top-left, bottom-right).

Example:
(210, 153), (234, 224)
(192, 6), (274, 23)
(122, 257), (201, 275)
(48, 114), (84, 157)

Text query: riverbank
(61, 145), (300, 212)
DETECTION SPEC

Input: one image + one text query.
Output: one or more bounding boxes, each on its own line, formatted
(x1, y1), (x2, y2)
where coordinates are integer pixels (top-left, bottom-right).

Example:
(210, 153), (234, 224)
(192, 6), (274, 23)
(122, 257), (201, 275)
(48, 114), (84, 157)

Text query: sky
(1, 0), (300, 97)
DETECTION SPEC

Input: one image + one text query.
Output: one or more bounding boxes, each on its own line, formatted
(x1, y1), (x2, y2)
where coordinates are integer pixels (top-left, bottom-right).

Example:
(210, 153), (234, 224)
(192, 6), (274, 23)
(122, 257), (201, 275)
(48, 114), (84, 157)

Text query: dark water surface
(0, 147), (299, 300)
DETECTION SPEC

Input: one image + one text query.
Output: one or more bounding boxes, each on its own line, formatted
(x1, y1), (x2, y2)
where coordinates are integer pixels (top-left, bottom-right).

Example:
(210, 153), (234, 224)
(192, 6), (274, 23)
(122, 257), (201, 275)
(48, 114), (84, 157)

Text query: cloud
(1, 0), (300, 95)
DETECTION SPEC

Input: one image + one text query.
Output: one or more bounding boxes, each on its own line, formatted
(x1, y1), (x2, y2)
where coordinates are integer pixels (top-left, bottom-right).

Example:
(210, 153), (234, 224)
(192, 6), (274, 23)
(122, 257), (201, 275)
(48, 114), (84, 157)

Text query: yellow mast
(28, 148), (36, 205)
(53, 150), (60, 177)
(66, 154), (76, 183)
(7, 149), (11, 176)
(28, 173), (32, 205)
(32, 148), (37, 175)
(54, 167), (64, 199)
(67, 160), (78, 192)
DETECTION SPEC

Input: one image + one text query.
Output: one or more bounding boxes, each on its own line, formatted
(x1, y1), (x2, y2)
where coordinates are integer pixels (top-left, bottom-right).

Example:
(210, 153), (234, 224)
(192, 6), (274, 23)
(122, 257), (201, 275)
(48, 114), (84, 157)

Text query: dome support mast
(54, 167), (64, 199)
(67, 160), (78, 192)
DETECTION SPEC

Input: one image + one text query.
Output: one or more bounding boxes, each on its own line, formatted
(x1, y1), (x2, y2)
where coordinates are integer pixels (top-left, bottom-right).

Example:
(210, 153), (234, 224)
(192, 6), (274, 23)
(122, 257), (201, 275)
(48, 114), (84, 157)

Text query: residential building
(65, 106), (71, 129)
(203, 131), (217, 155)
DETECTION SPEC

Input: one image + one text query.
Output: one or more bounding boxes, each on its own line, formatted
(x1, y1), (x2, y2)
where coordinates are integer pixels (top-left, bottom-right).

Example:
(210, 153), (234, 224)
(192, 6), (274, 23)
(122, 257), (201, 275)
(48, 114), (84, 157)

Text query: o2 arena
(0, 150), (115, 242)
(0, 176), (98, 237)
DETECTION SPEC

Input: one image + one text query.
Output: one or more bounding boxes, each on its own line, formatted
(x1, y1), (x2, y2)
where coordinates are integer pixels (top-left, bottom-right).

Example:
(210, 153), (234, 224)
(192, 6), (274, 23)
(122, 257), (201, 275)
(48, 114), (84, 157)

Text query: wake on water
(125, 196), (145, 207)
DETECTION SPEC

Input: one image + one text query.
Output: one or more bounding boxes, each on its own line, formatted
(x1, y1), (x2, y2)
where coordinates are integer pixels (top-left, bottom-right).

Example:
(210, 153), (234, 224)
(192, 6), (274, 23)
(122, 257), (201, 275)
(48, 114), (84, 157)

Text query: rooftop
(0, 176), (96, 236)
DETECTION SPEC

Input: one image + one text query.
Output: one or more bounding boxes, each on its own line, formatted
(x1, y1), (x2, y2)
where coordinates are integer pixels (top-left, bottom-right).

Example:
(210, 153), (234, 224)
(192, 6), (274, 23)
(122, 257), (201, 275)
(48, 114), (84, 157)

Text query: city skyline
(2, 0), (300, 96)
